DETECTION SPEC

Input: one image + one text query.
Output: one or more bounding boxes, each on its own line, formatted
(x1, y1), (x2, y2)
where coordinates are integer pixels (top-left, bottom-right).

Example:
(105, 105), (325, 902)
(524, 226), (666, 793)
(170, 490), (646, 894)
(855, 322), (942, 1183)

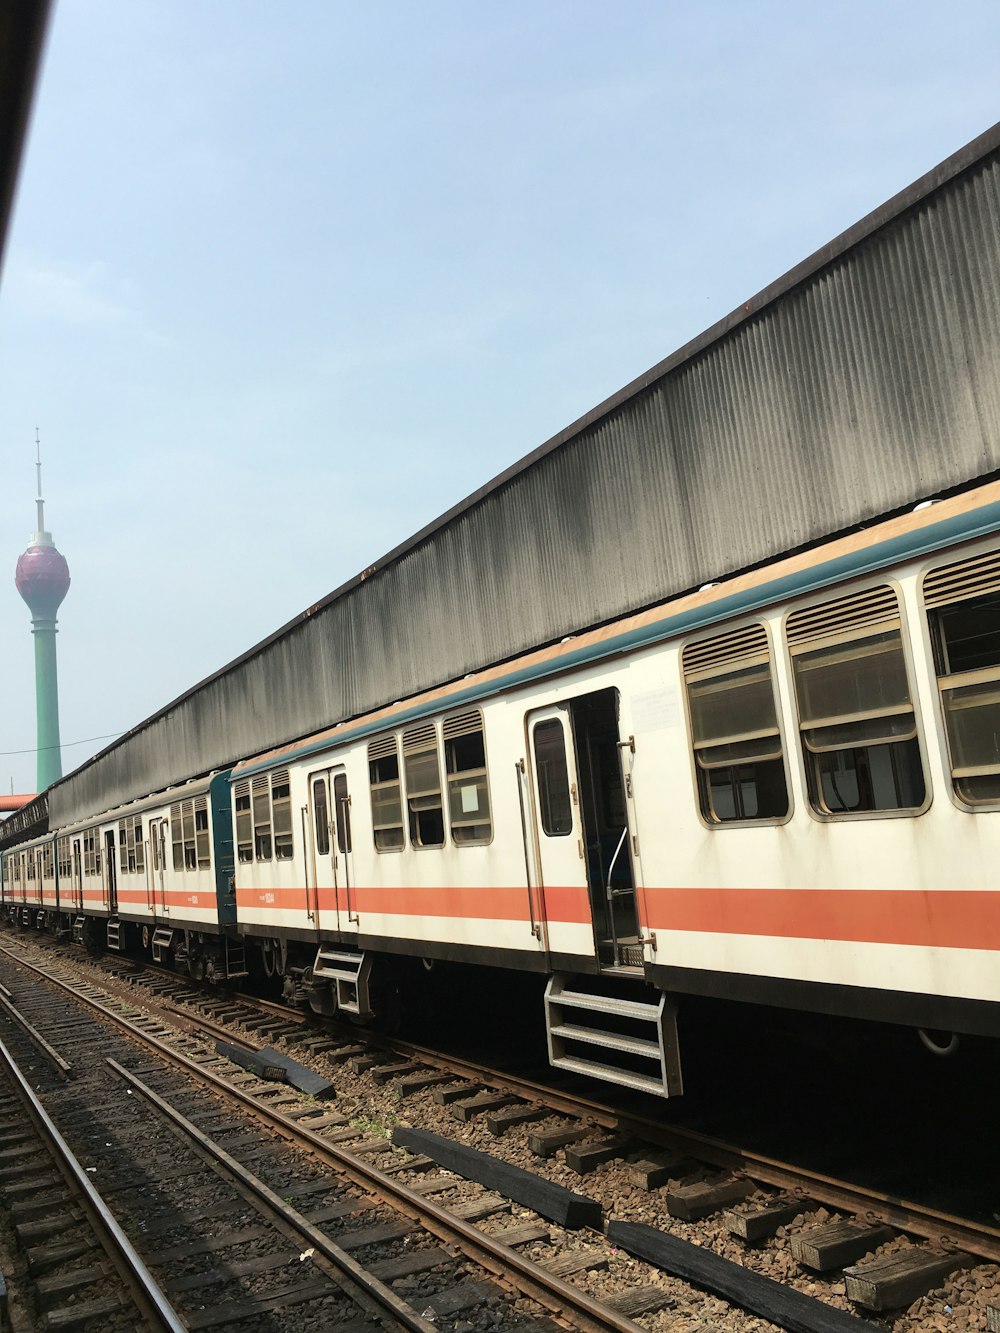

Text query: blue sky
(1, 0), (998, 795)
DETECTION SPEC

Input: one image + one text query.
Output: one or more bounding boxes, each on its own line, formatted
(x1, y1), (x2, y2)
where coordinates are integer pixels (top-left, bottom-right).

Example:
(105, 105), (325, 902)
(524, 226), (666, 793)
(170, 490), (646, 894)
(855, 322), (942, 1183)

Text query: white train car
(0, 831), (54, 924)
(7, 480), (999, 1098)
(229, 480), (1000, 1097)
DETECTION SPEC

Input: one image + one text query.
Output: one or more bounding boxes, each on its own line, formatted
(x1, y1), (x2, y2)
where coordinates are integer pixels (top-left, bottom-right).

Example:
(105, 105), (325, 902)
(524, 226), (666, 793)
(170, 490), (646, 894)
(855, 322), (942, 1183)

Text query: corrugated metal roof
(49, 122), (1000, 827)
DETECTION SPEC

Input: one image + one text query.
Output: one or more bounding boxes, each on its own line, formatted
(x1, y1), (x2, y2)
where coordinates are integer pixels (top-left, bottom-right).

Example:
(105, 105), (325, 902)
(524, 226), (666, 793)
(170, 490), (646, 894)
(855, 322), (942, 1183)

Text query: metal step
(106, 918), (122, 951)
(311, 947), (371, 1016)
(544, 973), (682, 1099)
(225, 938), (248, 980)
(546, 987), (663, 1021)
(547, 1053), (677, 1099)
(548, 1021), (664, 1059)
(72, 916), (85, 945)
(151, 927), (174, 964)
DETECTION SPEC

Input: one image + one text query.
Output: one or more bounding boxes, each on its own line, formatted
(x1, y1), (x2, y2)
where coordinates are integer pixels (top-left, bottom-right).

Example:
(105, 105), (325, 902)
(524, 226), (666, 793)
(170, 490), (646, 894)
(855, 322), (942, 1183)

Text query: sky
(1, 0), (999, 796)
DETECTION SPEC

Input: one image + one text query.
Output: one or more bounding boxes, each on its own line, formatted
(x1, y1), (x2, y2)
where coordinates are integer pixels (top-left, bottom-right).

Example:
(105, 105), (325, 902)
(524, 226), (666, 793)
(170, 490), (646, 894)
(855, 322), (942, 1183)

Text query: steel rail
(0, 945), (649, 1333)
(50, 945), (1000, 1264)
(105, 1057), (437, 1333)
(81, 949), (1000, 1264)
(0, 1033), (187, 1333)
(351, 1028), (1000, 1263)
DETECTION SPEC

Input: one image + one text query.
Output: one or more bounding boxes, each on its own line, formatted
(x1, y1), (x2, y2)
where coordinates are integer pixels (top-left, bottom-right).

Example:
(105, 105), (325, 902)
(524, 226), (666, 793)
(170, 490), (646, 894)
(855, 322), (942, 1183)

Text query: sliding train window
(532, 719), (572, 835)
(170, 807), (184, 870)
(194, 797), (212, 868)
(252, 776), (272, 861)
(924, 549), (1000, 806)
(234, 781), (253, 862)
(443, 710), (492, 845)
(117, 815), (144, 875)
(786, 584), (926, 816)
(119, 820), (131, 874)
(682, 624), (789, 824)
(271, 771), (293, 860)
(58, 838), (71, 880)
(83, 830), (96, 876)
(368, 736), (405, 851)
(403, 723), (445, 848)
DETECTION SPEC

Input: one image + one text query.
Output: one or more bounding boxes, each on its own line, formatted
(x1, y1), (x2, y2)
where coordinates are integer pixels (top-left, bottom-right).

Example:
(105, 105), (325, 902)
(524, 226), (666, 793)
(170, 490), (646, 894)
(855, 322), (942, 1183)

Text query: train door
(72, 840), (83, 911)
(104, 829), (117, 914)
(148, 818), (167, 915)
(527, 688), (642, 970)
(306, 766), (357, 934)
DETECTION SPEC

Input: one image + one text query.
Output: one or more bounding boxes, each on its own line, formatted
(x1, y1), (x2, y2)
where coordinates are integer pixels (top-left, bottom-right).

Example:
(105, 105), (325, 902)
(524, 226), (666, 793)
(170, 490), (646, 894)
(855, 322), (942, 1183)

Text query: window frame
(680, 620), (792, 830)
(443, 709), (493, 847)
(402, 722), (446, 850)
(921, 545), (1000, 812)
(783, 579), (931, 822)
(368, 736), (406, 853)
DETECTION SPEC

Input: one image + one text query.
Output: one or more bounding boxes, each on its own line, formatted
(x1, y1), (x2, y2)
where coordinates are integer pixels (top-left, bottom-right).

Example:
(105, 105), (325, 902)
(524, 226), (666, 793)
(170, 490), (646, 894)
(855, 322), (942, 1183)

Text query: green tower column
(31, 615), (62, 790)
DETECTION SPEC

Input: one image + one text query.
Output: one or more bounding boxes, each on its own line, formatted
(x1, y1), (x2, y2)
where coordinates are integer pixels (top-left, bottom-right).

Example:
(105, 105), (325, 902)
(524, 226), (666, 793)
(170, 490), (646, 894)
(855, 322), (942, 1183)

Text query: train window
(182, 801), (197, 870)
(194, 798), (211, 868)
(271, 771), (293, 860)
(312, 778), (330, 855)
(403, 723), (445, 848)
(682, 625), (789, 824)
(334, 773), (352, 854)
(787, 585), (925, 815)
(925, 550), (1000, 805)
(252, 776), (272, 861)
(58, 838), (71, 879)
(533, 719), (572, 836)
(83, 829), (101, 877)
(234, 781), (253, 862)
(170, 803), (184, 870)
(118, 815), (143, 874)
(369, 737), (405, 851)
(443, 710), (492, 845)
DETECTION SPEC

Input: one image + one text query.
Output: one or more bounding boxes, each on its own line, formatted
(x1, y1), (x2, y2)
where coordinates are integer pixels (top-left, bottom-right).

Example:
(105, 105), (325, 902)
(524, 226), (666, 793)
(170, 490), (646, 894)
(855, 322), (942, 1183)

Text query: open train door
(528, 691), (681, 1097)
(526, 689), (644, 969)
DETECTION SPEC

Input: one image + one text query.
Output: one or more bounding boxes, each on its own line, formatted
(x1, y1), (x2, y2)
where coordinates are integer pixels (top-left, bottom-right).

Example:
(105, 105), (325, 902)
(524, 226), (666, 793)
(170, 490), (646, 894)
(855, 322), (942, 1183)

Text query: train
(4, 478), (1000, 1097)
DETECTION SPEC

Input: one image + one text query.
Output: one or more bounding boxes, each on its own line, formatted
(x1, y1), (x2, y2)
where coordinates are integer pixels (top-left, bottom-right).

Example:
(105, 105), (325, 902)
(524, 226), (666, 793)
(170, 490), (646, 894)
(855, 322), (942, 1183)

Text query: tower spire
(32, 427), (52, 547)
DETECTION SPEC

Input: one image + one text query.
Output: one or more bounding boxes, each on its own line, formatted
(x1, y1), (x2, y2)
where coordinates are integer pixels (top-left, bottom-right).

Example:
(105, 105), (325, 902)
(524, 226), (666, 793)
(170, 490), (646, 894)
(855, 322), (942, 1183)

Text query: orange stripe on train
(645, 887), (1000, 950)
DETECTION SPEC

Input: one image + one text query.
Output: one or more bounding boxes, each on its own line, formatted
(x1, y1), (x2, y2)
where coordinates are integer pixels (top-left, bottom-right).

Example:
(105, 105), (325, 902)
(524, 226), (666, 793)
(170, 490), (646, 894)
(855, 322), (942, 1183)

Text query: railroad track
(0, 988), (185, 1331)
(0, 939), (677, 1332)
(6, 933), (1000, 1331)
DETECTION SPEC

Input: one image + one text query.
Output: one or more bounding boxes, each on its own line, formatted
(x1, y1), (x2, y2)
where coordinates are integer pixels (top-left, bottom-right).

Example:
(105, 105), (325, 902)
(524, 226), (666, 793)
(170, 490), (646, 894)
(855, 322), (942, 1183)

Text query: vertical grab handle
(515, 760), (542, 941)
(339, 795), (358, 924)
(301, 805), (315, 921)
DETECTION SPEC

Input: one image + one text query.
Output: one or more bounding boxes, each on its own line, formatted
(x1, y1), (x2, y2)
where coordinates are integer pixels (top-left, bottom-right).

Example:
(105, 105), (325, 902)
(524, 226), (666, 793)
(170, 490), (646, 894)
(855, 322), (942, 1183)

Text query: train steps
(544, 972), (682, 1099)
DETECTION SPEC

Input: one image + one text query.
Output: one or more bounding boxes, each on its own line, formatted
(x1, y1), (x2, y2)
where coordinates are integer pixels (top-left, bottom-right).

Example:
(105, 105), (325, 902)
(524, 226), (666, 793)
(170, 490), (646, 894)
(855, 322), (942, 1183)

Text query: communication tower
(14, 435), (70, 790)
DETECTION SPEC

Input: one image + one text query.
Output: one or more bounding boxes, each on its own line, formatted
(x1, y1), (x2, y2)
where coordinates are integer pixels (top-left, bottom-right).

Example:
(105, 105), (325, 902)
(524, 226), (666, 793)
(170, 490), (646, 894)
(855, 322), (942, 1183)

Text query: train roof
(44, 120), (1000, 829)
